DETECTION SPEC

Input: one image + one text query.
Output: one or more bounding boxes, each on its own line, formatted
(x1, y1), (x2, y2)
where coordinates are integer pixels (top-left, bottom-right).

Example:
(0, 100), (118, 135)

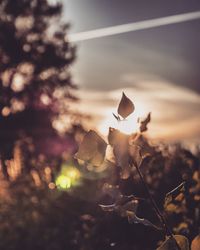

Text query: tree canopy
(0, 0), (77, 175)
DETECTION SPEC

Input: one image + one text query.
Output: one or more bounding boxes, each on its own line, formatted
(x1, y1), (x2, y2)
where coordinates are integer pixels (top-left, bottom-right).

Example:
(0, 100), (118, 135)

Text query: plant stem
(132, 161), (181, 250)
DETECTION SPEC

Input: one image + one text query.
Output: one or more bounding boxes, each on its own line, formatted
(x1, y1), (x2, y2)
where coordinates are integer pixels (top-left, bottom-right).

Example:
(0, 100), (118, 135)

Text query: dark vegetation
(0, 1), (199, 250)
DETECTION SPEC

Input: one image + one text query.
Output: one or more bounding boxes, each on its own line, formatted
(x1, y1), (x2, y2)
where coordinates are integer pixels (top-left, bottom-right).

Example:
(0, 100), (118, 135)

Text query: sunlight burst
(98, 104), (148, 135)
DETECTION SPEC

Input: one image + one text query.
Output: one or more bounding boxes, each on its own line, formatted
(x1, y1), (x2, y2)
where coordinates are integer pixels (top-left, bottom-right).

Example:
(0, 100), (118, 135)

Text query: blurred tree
(0, 0), (77, 178)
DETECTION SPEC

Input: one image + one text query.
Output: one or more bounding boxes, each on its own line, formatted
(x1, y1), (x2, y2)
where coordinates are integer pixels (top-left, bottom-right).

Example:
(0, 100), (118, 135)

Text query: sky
(61, 0), (200, 144)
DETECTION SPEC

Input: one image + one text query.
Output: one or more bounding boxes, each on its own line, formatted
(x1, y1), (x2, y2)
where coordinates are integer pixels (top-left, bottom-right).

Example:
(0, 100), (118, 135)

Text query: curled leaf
(99, 204), (116, 212)
(164, 182), (185, 207)
(99, 192), (138, 217)
(117, 92), (135, 119)
(139, 112), (151, 132)
(75, 130), (107, 167)
(157, 235), (189, 250)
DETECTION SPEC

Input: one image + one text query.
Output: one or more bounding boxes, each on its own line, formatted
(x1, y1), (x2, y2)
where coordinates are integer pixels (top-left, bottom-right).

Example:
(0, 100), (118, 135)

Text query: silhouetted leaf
(157, 235), (189, 250)
(99, 192), (138, 216)
(140, 112), (151, 132)
(164, 182), (185, 207)
(117, 92), (134, 119)
(75, 130), (107, 166)
(191, 235), (200, 250)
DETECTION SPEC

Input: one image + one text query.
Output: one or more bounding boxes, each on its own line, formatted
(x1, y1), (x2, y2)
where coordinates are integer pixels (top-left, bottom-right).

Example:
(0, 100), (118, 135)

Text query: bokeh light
(55, 165), (81, 190)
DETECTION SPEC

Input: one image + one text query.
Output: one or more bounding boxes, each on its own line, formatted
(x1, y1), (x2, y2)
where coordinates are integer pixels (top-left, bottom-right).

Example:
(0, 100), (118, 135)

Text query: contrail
(68, 11), (200, 42)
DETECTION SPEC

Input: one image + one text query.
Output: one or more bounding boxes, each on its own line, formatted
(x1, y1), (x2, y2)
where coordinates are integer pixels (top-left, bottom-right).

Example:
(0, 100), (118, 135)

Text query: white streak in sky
(69, 11), (200, 42)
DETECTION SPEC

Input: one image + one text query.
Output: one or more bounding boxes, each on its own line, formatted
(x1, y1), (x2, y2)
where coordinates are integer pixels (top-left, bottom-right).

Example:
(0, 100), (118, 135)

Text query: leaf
(108, 128), (131, 179)
(164, 182), (185, 207)
(129, 144), (143, 167)
(132, 134), (155, 157)
(191, 235), (200, 250)
(99, 204), (116, 212)
(108, 127), (129, 146)
(117, 92), (135, 119)
(120, 165), (132, 179)
(75, 130), (107, 167)
(100, 192), (138, 216)
(126, 211), (161, 230)
(140, 112), (151, 132)
(157, 235), (189, 250)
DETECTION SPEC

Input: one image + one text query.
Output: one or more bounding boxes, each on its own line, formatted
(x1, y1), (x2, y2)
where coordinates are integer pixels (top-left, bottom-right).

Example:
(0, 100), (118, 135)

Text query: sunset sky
(62, 0), (200, 143)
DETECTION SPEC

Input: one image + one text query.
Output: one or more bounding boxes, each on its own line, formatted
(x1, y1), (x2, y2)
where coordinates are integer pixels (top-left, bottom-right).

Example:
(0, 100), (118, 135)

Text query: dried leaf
(157, 235), (189, 250)
(140, 112), (151, 132)
(164, 182), (185, 207)
(117, 92), (135, 119)
(191, 235), (200, 250)
(75, 130), (107, 166)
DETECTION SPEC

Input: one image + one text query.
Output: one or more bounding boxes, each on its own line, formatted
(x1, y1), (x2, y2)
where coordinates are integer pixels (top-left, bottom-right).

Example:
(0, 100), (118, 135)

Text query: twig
(131, 160), (181, 250)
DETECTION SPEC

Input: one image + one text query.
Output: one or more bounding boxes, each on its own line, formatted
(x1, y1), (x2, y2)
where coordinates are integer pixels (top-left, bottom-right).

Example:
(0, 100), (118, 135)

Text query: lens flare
(56, 175), (71, 189)
(55, 165), (81, 190)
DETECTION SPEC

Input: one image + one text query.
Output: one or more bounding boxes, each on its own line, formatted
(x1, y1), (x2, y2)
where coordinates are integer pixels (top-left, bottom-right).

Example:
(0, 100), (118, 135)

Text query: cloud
(73, 77), (200, 143)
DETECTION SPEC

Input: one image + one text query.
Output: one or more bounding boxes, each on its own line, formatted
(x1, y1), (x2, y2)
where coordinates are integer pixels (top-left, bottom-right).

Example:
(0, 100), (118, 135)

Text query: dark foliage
(0, 0), (77, 177)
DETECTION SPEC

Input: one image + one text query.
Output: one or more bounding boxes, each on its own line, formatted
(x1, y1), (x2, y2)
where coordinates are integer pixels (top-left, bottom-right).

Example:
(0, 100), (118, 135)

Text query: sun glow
(98, 104), (148, 136)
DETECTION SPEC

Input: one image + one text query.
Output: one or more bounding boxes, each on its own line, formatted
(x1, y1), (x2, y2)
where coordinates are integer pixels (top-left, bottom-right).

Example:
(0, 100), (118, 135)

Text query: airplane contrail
(68, 11), (200, 42)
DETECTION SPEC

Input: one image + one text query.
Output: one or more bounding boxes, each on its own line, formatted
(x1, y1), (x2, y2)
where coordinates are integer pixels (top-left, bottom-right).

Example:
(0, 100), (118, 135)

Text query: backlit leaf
(191, 235), (200, 250)
(117, 92), (135, 119)
(129, 144), (143, 167)
(75, 130), (107, 167)
(108, 128), (131, 179)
